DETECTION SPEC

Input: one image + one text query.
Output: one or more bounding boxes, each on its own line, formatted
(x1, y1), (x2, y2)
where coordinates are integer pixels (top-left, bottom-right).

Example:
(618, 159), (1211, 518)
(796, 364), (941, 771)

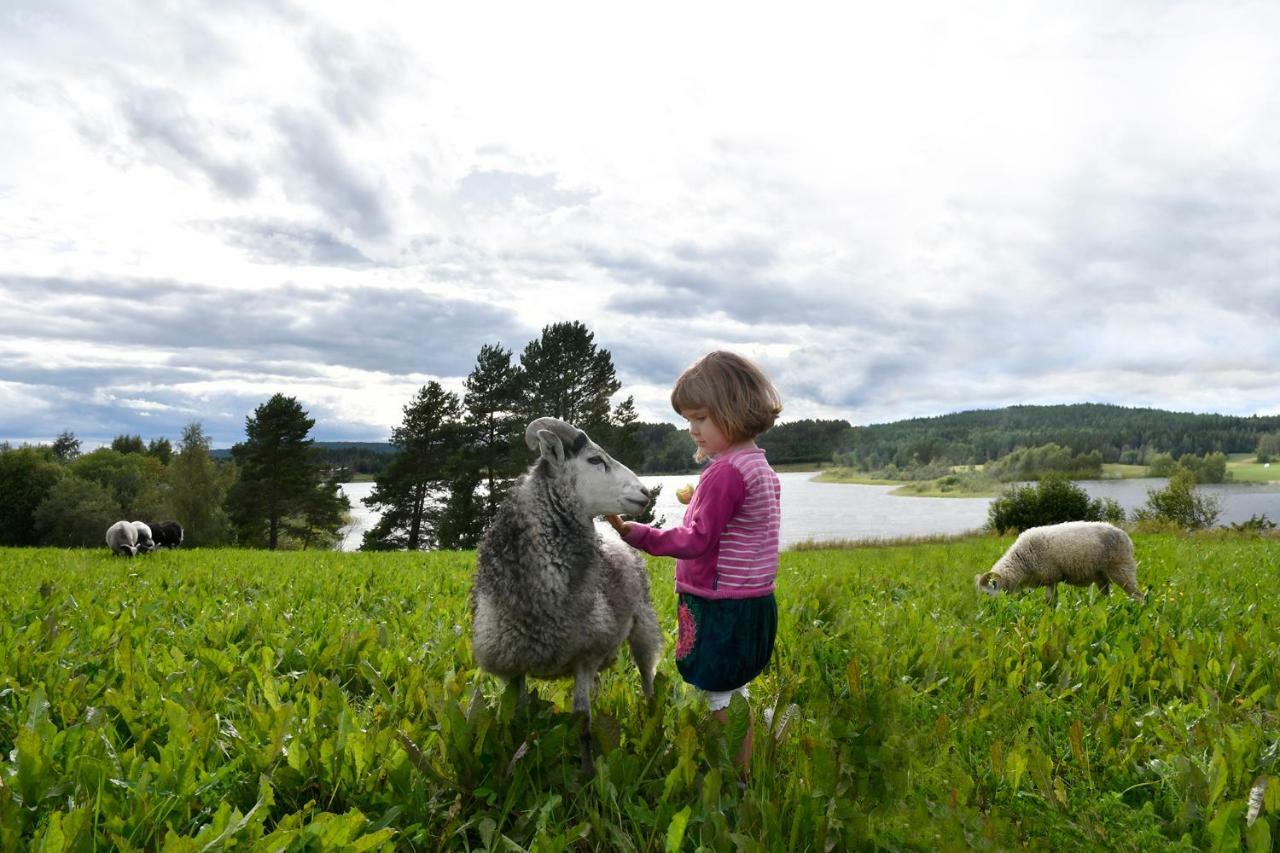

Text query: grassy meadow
(2, 535), (1279, 850)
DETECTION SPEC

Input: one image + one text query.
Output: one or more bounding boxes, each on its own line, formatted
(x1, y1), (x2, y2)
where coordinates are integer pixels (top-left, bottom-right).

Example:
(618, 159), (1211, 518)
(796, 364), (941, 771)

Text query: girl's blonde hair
(670, 351), (782, 443)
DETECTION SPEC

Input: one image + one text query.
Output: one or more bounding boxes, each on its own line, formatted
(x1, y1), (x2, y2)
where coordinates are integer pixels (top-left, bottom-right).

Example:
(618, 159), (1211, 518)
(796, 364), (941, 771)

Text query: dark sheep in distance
(149, 520), (184, 548)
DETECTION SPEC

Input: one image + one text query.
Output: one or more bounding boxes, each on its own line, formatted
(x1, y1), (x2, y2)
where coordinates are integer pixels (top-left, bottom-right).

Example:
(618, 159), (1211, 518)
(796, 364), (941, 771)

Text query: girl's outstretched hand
(605, 514), (633, 538)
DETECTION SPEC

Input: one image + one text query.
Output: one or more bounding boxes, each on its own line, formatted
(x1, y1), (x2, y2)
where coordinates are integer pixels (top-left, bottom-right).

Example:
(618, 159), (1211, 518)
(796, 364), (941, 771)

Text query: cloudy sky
(2, 1), (1278, 448)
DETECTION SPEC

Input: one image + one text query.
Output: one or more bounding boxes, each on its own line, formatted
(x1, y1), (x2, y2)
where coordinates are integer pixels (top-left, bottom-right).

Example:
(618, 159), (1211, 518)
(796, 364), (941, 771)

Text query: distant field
(1227, 458), (1280, 483)
(4, 536), (1277, 848)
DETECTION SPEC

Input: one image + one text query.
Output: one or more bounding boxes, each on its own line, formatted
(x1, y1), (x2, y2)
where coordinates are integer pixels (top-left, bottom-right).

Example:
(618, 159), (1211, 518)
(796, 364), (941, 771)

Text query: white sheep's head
(975, 571), (1004, 596)
(525, 417), (651, 516)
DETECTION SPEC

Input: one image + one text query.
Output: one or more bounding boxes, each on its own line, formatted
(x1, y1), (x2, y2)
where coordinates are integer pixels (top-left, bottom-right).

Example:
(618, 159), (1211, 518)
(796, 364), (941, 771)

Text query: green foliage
(169, 422), (235, 547)
(462, 343), (525, 528)
(984, 443), (1104, 482)
(32, 476), (121, 547)
(987, 473), (1121, 533)
(838, 403), (1280, 472)
(0, 446), (65, 546)
(517, 321), (620, 433)
(110, 434), (146, 454)
(227, 394), (339, 550)
(146, 437), (173, 465)
(1256, 433), (1280, 464)
(1176, 452), (1230, 484)
(1134, 468), (1223, 530)
(71, 448), (169, 519)
(362, 382), (464, 551)
(50, 431), (81, 463)
(1229, 514), (1276, 533)
(1, 536), (1278, 848)
(756, 419), (852, 465)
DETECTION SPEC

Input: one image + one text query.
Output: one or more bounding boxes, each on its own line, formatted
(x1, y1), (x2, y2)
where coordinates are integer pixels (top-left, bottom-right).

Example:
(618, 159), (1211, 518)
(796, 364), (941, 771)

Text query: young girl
(608, 351), (783, 775)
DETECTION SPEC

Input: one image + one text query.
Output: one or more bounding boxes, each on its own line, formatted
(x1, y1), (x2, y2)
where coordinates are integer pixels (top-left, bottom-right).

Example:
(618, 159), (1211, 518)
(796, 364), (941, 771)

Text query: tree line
(833, 403), (1280, 472)
(5, 326), (1279, 551)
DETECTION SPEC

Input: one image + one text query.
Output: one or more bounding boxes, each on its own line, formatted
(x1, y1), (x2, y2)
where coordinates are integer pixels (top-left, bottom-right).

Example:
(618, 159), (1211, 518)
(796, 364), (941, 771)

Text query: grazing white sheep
(471, 417), (663, 775)
(131, 521), (155, 553)
(105, 520), (138, 556)
(976, 521), (1142, 604)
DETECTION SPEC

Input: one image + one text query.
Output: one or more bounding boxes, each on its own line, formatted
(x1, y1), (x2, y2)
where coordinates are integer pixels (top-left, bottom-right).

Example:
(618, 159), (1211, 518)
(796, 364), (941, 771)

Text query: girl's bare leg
(711, 706), (755, 777)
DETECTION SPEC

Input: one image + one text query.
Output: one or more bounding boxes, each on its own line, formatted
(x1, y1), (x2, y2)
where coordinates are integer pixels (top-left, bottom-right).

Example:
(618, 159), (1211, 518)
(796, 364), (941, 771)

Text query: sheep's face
(529, 418), (651, 517)
(975, 571), (1004, 596)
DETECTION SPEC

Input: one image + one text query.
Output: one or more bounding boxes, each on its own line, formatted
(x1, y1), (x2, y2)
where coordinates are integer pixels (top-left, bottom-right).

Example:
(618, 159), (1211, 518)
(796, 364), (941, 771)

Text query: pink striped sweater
(623, 446), (780, 599)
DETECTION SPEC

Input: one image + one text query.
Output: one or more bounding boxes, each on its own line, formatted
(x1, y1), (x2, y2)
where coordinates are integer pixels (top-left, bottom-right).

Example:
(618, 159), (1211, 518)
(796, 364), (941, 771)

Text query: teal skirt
(674, 592), (777, 692)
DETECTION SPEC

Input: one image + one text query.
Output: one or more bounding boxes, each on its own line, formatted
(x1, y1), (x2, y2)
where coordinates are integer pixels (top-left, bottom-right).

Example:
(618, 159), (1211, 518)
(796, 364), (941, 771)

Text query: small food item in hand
(676, 483), (695, 505)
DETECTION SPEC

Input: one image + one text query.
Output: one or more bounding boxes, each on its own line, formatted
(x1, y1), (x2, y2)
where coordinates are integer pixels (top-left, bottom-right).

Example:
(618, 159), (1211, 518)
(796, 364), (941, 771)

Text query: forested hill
(836, 403), (1280, 469)
(210, 404), (1280, 474)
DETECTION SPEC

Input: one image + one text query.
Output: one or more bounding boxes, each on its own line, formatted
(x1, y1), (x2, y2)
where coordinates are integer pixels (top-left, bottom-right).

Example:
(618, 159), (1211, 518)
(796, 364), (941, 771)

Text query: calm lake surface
(337, 474), (1280, 552)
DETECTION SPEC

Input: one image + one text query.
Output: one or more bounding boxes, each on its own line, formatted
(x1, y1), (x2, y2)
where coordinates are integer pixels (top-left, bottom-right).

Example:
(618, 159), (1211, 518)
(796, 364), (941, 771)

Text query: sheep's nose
(639, 485), (652, 500)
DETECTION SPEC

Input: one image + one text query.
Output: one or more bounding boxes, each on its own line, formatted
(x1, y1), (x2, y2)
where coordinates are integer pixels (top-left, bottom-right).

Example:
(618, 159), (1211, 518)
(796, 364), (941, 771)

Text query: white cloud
(1, 0), (1278, 446)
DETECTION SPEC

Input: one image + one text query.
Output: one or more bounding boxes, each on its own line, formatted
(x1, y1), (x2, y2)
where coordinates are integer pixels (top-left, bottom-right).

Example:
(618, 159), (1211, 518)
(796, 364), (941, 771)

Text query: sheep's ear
(536, 429), (566, 466)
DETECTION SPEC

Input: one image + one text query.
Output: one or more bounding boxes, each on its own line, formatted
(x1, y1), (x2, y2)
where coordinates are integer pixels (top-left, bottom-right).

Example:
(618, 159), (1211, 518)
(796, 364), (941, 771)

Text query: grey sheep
(471, 417), (663, 775)
(105, 520), (138, 556)
(976, 521), (1142, 604)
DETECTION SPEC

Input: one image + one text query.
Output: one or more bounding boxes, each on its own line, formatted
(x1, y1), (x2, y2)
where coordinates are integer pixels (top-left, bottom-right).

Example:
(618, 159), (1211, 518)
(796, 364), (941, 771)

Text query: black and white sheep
(471, 417), (663, 775)
(105, 520), (139, 556)
(149, 520), (184, 548)
(976, 521), (1142, 604)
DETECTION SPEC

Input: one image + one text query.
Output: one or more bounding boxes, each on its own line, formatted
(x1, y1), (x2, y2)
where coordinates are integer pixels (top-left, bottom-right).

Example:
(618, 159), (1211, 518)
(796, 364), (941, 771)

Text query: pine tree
(463, 343), (524, 526)
(227, 394), (328, 549)
(111, 434), (146, 454)
(51, 430), (81, 463)
(517, 322), (621, 433)
(147, 437), (173, 465)
(362, 382), (464, 551)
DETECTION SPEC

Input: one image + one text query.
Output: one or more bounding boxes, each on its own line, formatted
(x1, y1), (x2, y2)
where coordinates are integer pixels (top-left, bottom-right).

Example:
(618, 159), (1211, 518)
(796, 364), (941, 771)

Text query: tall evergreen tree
(147, 437), (173, 465)
(111, 434), (146, 454)
(227, 394), (328, 549)
(51, 430), (81, 463)
(283, 474), (351, 551)
(463, 343), (524, 526)
(362, 382), (464, 551)
(436, 469), (487, 550)
(517, 321), (621, 433)
(169, 422), (235, 546)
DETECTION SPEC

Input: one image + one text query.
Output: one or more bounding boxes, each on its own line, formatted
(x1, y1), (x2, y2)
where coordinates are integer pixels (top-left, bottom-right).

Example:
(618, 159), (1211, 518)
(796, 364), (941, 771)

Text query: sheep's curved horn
(525, 417), (586, 452)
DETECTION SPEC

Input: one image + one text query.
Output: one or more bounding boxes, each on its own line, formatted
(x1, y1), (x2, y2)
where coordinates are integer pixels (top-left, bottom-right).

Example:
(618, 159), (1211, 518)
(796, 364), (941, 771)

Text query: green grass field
(2, 536), (1279, 850)
(1227, 458), (1280, 484)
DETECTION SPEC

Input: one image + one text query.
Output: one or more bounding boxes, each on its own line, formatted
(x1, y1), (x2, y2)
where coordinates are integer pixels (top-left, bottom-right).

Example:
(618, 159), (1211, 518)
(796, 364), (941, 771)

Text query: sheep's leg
(628, 608), (662, 698)
(511, 674), (527, 707)
(1096, 578), (1111, 597)
(1044, 584), (1057, 606)
(573, 666), (595, 777)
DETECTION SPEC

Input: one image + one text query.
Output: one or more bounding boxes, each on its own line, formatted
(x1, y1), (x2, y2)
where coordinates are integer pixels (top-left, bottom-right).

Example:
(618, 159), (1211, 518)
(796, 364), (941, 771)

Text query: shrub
(1229, 514), (1276, 533)
(1132, 468), (1221, 530)
(987, 473), (1118, 533)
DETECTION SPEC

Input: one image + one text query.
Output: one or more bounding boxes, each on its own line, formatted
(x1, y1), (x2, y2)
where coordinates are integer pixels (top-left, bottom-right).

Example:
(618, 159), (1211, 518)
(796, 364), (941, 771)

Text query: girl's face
(682, 408), (731, 456)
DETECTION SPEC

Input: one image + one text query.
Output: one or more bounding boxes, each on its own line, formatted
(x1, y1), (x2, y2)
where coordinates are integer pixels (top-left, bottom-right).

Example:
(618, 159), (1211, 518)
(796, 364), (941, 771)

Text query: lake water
(337, 474), (1280, 552)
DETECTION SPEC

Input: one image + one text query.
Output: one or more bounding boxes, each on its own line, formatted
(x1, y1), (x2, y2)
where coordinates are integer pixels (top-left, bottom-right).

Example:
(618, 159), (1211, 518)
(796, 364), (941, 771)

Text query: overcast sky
(2, 1), (1278, 448)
